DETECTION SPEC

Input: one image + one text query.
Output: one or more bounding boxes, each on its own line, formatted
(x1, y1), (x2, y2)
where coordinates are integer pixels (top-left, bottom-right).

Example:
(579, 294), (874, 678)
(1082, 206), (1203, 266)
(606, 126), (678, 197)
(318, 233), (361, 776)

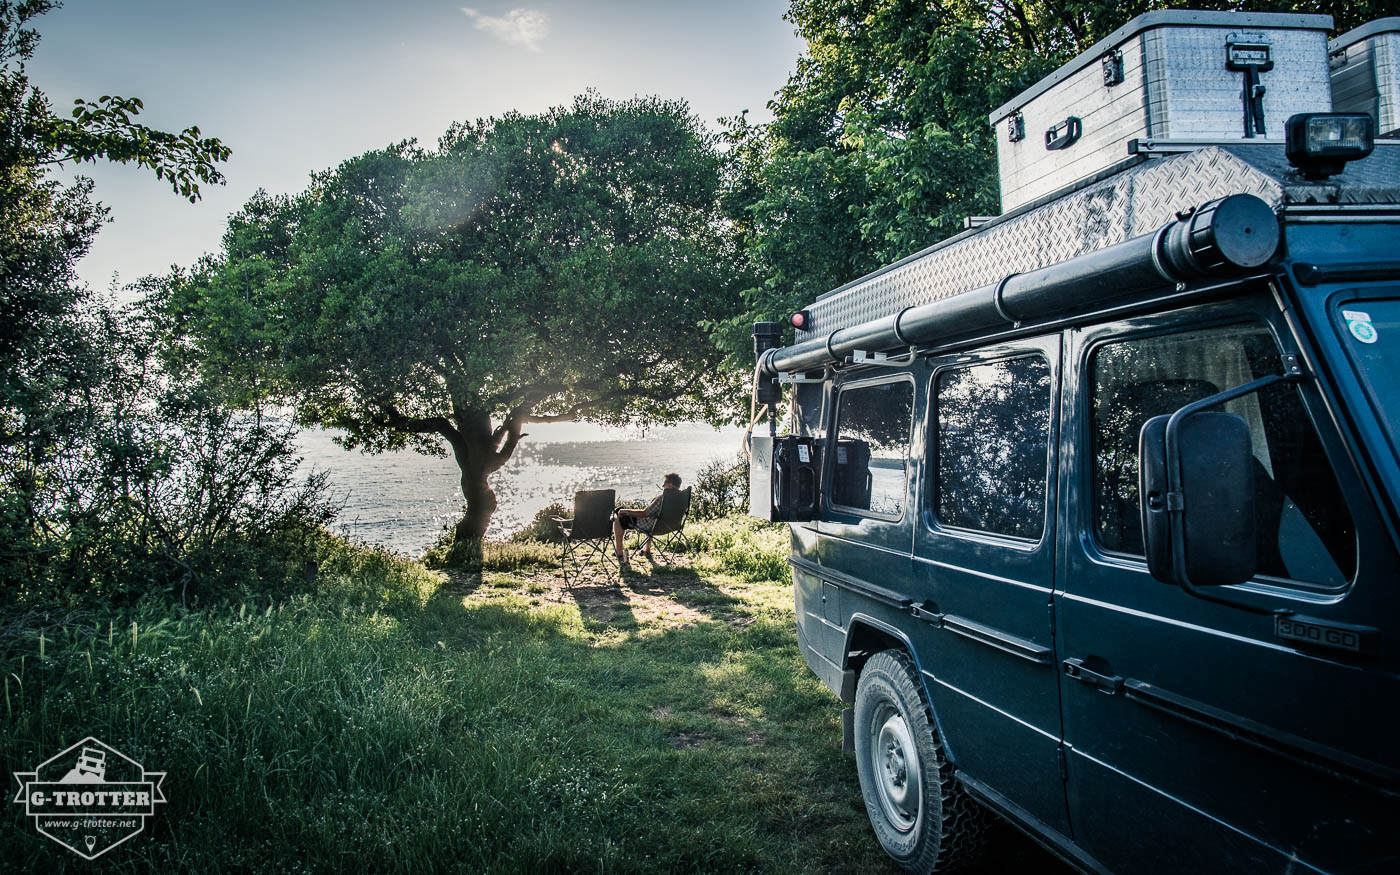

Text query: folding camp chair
(554, 489), (618, 586)
(630, 487), (692, 565)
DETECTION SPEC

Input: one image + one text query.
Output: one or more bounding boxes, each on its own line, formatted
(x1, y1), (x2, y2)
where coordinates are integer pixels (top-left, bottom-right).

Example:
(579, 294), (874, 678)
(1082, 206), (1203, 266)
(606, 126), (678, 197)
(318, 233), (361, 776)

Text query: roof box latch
(1227, 41), (1275, 137)
(1045, 117), (1083, 151)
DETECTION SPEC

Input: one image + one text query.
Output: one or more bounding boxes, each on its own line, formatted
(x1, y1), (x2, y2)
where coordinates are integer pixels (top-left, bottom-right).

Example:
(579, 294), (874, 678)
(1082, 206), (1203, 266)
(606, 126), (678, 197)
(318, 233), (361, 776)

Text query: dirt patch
(667, 731), (712, 749)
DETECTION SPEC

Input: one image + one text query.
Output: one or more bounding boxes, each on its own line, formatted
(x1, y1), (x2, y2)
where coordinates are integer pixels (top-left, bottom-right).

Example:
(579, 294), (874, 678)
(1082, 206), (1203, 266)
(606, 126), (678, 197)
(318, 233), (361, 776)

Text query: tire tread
(857, 649), (992, 874)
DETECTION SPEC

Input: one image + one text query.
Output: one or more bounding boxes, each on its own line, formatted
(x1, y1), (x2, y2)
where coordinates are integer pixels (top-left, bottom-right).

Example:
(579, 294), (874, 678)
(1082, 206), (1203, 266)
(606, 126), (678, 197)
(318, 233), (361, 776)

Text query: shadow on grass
(624, 565), (746, 625)
(567, 580), (639, 632)
(413, 577), (1067, 874)
(0, 555), (1070, 875)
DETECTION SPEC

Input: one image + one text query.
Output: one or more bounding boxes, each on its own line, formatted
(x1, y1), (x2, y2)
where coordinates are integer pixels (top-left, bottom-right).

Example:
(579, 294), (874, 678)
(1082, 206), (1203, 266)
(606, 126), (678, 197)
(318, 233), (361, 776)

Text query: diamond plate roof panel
(796, 144), (1398, 342)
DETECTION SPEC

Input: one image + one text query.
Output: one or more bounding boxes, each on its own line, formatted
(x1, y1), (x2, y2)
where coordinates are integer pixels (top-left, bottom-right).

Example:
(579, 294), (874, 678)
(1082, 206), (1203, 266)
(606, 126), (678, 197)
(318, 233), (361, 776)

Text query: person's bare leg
(612, 517), (627, 562)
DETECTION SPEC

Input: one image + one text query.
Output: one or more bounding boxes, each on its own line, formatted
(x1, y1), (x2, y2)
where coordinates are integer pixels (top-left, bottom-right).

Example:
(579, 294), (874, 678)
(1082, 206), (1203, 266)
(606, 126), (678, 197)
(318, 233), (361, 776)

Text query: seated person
(613, 472), (681, 565)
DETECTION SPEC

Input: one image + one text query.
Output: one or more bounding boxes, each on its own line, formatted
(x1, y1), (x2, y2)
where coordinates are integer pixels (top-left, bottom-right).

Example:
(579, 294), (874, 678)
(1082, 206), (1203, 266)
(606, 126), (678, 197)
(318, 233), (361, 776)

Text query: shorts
(618, 514), (656, 533)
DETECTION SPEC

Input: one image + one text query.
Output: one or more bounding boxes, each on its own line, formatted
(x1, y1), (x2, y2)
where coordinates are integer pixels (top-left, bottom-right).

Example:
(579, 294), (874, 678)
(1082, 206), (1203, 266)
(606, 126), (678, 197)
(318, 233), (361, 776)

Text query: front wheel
(853, 649), (989, 873)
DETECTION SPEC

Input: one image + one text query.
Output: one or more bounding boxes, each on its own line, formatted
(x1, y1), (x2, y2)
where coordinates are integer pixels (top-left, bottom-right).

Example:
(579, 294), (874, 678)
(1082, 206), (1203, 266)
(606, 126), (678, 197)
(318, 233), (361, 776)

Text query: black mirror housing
(1140, 412), (1258, 588)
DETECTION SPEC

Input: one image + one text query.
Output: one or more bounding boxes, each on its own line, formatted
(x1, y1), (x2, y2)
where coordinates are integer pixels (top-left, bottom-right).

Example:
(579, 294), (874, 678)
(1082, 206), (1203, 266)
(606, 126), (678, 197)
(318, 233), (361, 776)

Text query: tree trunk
(378, 401), (527, 544)
(455, 468), (497, 541)
(444, 409), (521, 542)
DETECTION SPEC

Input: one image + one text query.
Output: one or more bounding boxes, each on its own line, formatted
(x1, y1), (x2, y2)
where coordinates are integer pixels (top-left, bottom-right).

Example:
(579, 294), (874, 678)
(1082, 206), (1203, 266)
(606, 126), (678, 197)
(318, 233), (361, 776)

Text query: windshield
(1339, 300), (1400, 451)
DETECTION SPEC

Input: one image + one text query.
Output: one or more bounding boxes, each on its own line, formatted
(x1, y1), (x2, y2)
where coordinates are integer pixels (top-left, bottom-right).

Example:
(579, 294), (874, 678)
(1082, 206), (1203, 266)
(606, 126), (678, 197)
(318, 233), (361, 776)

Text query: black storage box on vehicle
(749, 435), (820, 522)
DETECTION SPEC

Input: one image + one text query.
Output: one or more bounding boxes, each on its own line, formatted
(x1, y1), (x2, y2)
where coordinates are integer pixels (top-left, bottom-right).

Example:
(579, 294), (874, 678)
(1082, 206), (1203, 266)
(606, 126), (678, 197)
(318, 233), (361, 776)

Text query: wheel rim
(869, 702), (921, 832)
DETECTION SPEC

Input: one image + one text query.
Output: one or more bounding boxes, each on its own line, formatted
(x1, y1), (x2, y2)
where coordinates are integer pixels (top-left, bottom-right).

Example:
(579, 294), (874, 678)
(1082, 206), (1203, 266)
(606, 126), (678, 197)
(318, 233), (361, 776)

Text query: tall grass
(0, 520), (874, 873)
(684, 515), (791, 582)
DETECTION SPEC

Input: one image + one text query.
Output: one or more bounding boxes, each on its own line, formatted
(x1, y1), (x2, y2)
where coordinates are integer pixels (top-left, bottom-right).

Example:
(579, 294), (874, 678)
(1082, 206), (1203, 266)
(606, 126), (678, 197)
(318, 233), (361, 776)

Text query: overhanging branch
(376, 399), (457, 442)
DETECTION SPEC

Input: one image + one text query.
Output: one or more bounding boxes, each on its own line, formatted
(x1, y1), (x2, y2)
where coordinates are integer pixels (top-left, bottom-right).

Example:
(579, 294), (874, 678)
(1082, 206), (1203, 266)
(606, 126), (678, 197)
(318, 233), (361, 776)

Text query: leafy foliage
(165, 93), (748, 540)
(715, 0), (1393, 370)
(1, 299), (338, 603)
(48, 94), (230, 202)
(2, 2), (229, 203)
(690, 453), (750, 520)
(0, 1), (295, 604)
(508, 502), (570, 544)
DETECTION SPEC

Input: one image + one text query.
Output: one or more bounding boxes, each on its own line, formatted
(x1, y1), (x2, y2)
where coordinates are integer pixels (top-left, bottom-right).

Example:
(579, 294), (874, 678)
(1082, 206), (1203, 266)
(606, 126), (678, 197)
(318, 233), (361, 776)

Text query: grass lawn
(2, 518), (1059, 872)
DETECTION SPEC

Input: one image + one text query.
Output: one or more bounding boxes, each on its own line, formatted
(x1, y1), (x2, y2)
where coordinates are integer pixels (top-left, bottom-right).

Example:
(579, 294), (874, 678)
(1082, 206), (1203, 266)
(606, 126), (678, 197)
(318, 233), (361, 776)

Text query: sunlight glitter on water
(296, 421), (748, 556)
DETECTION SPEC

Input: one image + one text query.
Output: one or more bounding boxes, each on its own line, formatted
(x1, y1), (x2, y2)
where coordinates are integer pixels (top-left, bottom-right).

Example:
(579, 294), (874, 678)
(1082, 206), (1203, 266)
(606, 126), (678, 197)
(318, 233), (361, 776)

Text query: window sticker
(836, 445), (848, 464)
(1343, 309), (1378, 344)
(797, 443), (810, 463)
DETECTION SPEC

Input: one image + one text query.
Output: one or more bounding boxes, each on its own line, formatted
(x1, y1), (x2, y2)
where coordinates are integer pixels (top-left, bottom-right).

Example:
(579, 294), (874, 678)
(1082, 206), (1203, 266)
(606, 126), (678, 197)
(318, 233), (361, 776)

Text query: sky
(26, 1), (805, 292)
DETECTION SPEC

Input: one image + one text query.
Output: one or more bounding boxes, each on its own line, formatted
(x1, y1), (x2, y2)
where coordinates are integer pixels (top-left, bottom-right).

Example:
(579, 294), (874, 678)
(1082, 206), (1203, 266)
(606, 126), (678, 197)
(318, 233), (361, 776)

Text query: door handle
(1064, 658), (1123, 694)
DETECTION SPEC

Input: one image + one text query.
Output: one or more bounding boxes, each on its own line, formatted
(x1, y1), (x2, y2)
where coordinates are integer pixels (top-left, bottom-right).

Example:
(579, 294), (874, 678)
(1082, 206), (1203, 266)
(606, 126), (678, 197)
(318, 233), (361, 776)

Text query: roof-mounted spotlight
(789, 309), (812, 331)
(1285, 113), (1374, 180)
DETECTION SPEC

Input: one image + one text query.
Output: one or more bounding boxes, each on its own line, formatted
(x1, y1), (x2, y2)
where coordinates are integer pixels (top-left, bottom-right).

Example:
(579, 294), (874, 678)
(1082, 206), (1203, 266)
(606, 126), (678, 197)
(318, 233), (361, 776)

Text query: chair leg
(651, 530), (689, 565)
(589, 538), (618, 583)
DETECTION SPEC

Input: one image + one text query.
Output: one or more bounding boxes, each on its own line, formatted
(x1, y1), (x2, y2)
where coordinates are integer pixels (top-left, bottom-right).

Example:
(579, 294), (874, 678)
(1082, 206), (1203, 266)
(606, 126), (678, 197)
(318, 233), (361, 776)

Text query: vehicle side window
(831, 381), (913, 517)
(933, 356), (1052, 540)
(1090, 322), (1356, 587)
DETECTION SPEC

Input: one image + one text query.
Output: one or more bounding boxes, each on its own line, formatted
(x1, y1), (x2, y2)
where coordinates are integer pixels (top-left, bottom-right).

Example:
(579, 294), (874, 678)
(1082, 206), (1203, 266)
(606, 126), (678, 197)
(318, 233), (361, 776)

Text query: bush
(683, 515), (790, 582)
(1, 295), (338, 606)
(422, 530), (483, 571)
(690, 454), (749, 520)
(508, 502), (569, 543)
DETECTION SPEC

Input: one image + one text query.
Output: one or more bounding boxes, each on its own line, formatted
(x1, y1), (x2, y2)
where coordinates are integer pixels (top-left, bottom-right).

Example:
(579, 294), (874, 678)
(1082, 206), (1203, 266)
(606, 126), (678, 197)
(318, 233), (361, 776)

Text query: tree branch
(376, 399), (456, 441)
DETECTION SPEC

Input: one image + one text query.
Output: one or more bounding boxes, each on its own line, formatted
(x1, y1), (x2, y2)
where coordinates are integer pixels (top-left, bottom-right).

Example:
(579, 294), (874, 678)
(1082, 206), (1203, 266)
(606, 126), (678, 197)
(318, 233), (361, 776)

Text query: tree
(164, 93), (745, 541)
(0, 0), (234, 594)
(715, 0), (1393, 368)
(1, 0), (230, 434)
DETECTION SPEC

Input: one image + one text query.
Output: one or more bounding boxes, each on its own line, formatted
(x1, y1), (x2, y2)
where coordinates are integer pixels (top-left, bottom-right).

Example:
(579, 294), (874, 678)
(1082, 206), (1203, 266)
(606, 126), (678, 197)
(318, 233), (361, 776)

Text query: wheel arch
(843, 614), (959, 767)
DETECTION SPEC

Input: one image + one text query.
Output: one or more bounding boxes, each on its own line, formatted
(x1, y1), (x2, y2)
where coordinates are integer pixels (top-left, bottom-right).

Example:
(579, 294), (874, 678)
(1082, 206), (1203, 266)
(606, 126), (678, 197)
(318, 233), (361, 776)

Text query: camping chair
(630, 487), (692, 565)
(554, 489), (618, 586)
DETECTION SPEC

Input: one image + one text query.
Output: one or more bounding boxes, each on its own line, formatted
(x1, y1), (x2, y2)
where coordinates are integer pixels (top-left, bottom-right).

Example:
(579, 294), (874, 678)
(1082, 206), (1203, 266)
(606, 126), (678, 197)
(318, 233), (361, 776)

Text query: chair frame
(554, 489), (618, 586)
(629, 487), (693, 565)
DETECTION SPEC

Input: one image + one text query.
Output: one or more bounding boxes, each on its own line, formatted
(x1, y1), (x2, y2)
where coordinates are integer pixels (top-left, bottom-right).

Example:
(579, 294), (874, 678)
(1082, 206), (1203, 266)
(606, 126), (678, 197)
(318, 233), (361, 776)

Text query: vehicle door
(911, 336), (1070, 836)
(1056, 293), (1400, 872)
(814, 373), (917, 655)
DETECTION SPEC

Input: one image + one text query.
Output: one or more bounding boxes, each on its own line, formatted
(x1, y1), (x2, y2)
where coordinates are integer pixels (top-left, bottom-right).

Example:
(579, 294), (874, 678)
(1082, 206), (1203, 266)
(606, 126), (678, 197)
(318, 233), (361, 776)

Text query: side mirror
(1139, 411), (1257, 588)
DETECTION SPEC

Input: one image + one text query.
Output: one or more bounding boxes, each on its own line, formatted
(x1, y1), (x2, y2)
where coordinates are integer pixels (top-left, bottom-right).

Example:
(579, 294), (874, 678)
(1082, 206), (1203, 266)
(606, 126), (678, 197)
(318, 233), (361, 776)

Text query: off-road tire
(854, 649), (991, 873)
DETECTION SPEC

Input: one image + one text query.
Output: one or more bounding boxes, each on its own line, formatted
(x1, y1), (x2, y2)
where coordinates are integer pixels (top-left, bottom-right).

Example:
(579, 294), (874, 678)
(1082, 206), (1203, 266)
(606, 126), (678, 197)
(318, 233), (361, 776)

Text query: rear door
(911, 335), (1070, 836)
(1056, 295), (1400, 872)
(813, 373), (917, 654)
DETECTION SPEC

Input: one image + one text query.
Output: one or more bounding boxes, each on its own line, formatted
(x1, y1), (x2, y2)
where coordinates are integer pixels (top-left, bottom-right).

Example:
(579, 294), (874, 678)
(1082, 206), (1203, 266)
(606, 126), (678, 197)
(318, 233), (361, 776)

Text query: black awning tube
(759, 193), (1279, 377)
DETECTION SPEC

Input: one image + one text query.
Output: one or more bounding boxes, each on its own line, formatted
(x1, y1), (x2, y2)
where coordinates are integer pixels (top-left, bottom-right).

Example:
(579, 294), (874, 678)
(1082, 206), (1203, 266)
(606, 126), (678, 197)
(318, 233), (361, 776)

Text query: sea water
(296, 421), (747, 555)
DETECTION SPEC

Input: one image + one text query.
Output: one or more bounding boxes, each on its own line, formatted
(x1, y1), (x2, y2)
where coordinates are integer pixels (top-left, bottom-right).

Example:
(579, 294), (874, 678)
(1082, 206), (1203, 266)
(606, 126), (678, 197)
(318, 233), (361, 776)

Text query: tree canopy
(715, 0), (1394, 367)
(163, 93), (746, 540)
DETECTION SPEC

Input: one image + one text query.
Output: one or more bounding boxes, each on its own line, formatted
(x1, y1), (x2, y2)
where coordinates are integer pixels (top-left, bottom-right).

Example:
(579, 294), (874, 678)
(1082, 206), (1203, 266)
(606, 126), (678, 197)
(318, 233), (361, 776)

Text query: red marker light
(790, 310), (810, 330)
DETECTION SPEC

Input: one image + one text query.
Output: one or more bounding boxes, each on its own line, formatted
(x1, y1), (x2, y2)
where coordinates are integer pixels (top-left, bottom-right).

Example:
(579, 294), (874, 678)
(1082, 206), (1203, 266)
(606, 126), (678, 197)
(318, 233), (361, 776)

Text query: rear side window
(831, 381), (913, 517)
(933, 356), (1052, 540)
(1337, 299), (1400, 452)
(1090, 322), (1356, 587)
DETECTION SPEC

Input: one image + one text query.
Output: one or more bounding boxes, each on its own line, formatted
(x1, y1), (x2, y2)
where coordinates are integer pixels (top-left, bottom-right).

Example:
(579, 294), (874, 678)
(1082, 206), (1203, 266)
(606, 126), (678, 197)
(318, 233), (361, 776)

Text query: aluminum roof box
(989, 11), (1333, 214)
(1330, 17), (1400, 139)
